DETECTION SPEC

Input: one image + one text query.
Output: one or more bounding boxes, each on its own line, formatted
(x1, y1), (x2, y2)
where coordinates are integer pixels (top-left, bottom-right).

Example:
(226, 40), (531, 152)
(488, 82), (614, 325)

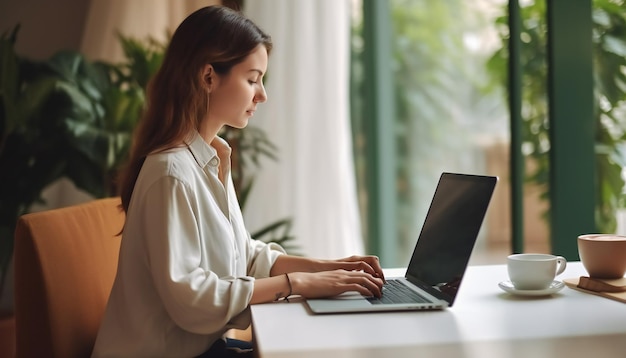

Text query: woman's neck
(198, 120), (222, 144)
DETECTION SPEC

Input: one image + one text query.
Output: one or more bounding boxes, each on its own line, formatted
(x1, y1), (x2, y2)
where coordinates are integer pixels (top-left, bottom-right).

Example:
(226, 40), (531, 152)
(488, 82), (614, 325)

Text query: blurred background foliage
(487, 0), (626, 233)
(351, 0), (507, 264)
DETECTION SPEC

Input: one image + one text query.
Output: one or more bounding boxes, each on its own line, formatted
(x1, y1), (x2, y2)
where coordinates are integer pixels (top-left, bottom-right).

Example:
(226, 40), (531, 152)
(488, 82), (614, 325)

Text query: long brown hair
(118, 5), (272, 213)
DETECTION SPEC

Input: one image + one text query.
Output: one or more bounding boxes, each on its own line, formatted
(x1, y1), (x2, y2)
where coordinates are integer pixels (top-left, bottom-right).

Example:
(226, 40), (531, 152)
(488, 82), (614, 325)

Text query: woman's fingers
(292, 270), (384, 298)
(343, 283), (376, 297)
(368, 256), (385, 282)
(342, 256), (385, 278)
(340, 270), (383, 297)
(339, 257), (386, 282)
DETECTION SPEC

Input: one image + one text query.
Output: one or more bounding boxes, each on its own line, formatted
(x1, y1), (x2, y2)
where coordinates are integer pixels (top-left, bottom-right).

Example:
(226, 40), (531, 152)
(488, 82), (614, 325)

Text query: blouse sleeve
(246, 235), (286, 277)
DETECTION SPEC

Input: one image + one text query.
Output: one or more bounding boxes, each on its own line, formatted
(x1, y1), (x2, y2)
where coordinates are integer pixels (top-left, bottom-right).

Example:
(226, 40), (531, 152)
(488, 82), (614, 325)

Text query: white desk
(251, 262), (626, 357)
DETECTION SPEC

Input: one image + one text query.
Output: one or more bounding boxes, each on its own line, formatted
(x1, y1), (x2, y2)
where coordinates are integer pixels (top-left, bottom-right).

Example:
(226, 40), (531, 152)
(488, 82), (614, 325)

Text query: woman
(92, 5), (384, 358)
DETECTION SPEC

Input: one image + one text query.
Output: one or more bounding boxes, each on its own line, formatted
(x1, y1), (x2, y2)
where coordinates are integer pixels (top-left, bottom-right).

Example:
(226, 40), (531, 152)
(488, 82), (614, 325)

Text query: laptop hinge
(406, 274), (453, 303)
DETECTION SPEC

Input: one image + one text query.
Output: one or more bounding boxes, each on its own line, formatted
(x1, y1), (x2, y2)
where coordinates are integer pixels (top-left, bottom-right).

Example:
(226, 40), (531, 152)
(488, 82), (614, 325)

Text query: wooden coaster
(563, 277), (626, 303)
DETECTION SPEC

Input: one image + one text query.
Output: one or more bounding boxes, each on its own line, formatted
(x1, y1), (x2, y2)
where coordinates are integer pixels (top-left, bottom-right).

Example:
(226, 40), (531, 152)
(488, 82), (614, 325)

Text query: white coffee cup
(507, 253), (567, 290)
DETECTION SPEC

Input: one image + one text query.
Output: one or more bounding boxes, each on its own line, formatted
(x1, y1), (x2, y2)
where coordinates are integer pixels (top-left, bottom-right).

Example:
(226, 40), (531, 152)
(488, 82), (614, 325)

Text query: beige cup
(578, 234), (626, 278)
(507, 253), (567, 290)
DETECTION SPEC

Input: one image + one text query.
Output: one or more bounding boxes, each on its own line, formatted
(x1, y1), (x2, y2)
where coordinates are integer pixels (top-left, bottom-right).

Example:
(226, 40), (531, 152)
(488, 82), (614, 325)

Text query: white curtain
(243, 0), (364, 259)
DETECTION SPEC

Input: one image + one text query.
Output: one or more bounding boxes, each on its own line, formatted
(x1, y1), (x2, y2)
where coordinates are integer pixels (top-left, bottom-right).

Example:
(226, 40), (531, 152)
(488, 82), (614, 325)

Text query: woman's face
(208, 45), (268, 129)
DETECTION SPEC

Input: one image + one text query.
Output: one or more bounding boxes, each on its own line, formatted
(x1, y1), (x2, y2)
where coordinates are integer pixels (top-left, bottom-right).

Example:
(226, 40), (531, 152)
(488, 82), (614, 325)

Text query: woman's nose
(254, 84), (267, 103)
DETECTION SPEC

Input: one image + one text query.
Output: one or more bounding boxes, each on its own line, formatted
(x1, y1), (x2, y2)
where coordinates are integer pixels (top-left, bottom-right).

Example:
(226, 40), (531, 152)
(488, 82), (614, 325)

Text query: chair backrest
(14, 198), (124, 358)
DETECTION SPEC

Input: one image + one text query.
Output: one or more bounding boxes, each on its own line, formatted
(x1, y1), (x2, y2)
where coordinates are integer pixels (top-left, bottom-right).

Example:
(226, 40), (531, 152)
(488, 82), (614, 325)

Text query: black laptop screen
(405, 172), (497, 305)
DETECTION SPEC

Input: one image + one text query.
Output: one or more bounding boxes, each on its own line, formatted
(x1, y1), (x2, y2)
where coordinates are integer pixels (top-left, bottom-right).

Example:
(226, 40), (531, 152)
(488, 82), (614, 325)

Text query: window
(351, 0), (513, 267)
(350, 0), (608, 265)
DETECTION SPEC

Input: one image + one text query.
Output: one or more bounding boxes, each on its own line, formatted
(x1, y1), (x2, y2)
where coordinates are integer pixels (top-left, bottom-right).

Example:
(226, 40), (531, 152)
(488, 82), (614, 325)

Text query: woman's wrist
(284, 273), (292, 297)
(270, 255), (323, 276)
(286, 272), (301, 297)
(273, 273), (293, 301)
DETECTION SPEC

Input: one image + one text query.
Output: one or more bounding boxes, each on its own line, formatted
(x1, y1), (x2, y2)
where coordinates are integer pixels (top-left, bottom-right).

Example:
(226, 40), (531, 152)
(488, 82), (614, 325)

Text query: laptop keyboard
(368, 279), (431, 304)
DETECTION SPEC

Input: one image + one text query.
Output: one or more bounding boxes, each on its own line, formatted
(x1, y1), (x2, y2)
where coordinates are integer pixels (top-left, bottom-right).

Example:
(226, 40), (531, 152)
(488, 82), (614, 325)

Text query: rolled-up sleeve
(247, 238), (285, 277)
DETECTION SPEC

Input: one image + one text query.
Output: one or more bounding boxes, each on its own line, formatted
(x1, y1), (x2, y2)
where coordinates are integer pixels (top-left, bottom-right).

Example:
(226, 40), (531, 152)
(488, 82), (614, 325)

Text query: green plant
(487, 0), (626, 233)
(0, 27), (116, 298)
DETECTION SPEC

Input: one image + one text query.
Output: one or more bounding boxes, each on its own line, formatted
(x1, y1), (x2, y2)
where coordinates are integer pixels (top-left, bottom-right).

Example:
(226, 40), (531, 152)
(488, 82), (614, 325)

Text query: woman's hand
(320, 255), (386, 282)
(264, 254), (386, 301)
(289, 269), (384, 298)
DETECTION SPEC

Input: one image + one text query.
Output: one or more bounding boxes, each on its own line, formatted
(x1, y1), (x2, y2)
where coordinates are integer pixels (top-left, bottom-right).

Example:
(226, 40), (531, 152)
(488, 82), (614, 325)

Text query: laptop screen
(405, 172), (497, 305)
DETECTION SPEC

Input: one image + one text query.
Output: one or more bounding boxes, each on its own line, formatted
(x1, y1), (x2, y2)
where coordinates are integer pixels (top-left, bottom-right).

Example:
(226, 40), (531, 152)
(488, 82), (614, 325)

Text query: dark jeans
(196, 338), (254, 358)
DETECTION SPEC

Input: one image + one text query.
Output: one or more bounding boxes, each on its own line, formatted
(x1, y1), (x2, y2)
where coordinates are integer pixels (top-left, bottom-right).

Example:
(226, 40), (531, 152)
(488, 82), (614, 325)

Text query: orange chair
(13, 198), (124, 358)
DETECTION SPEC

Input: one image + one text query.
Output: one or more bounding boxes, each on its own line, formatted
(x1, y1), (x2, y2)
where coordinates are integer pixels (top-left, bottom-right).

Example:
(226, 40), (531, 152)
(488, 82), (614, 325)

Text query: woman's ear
(201, 64), (214, 91)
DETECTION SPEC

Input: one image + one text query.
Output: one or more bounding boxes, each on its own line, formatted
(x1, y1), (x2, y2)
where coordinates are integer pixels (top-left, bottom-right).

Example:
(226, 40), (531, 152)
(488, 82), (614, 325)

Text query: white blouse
(92, 131), (285, 357)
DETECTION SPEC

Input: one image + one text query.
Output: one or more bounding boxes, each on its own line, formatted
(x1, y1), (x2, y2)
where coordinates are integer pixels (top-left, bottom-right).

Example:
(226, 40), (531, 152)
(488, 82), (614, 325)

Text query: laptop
(305, 172), (498, 314)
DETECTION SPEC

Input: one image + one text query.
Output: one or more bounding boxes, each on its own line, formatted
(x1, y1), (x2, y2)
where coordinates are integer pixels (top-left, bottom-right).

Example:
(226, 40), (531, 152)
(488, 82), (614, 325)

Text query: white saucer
(498, 280), (565, 296)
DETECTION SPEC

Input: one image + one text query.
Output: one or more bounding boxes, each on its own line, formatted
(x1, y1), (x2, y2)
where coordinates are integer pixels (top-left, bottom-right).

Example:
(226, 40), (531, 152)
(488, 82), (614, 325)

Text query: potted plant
(0, 27), (144, 308)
